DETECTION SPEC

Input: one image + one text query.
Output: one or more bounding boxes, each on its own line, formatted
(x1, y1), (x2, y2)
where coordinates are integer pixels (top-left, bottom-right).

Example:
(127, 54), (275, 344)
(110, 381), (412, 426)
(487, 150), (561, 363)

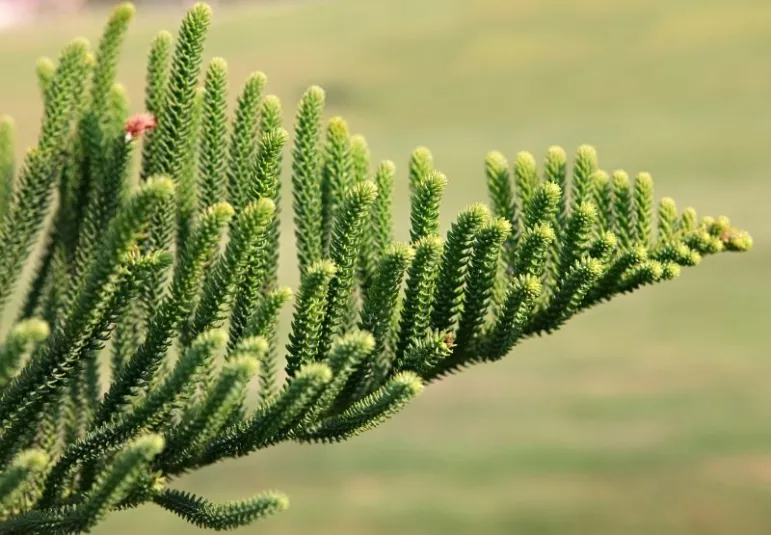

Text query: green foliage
(0, 3), (751, 533)
(0, 117), (14, 217)
(226, 72), (266, 213)
(292, 85), (326, 276)
(139, 31), (172, 182)
(410, 170), (447, 244)
(153, 488), (288, 531)
(198, 57), (229, 208)
(320, 117), (352, 256)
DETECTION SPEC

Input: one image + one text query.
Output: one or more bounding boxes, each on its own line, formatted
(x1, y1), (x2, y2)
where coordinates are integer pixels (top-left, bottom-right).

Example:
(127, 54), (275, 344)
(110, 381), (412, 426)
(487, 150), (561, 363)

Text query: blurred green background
(1, 0), (770, 533)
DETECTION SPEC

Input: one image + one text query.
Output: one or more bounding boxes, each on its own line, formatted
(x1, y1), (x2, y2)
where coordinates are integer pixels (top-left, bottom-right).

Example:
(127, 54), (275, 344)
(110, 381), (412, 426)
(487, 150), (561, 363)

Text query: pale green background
(1, 0), (769, 533)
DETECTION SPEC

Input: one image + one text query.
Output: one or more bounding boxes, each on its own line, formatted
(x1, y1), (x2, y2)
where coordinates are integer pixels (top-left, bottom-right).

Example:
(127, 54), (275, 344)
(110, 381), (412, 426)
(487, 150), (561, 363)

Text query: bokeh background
(1, 0), (770, 533)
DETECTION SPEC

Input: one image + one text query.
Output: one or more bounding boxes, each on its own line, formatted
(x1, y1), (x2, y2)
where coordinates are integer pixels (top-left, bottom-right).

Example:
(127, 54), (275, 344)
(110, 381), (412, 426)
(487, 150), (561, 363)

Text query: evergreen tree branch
(198, 57), (229, 208)
(316, 181), (378, 361)
(291, 86), (326, 276)
(38, 330), (225, 508)
(0, 178), (174, 446)
(0, 449), (48, 516)
(0, 39), (90, 310)
(97, 201), (232, 423)
(0, 319), (50, 388)
(295, 372), (423, 443)
(243, 287), (293, 401)
(152, 488), (288, 531)
(226, 72), (266, 212)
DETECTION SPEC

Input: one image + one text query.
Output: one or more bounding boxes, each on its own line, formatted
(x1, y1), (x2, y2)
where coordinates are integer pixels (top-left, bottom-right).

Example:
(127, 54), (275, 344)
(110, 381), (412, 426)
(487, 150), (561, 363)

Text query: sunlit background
(1, 0), (769, 533)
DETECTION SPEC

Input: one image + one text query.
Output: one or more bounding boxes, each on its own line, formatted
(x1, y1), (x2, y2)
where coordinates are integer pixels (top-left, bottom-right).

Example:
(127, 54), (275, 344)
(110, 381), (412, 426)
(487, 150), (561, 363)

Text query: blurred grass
(1, 0), (770, 533)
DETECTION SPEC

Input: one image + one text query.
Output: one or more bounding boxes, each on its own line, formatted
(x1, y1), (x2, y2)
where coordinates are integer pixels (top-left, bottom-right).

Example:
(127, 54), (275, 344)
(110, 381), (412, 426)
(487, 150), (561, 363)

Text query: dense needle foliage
(0, 3), (752, 533)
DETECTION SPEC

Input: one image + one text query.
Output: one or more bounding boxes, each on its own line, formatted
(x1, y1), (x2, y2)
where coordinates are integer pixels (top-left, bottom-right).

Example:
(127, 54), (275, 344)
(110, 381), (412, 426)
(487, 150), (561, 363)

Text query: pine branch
(193, 362), (332, 467)
(316, 181), (378, 360)
(187, 198), (274, 342)
(0, 116), (14, 217)
(394, 236), (444, 363)
(295, 372), (423, 443)
(198, 57), (229, 208)
(89, 3), (134, 125)
(0, 4), (753, 532)
(309, 330), (374, 419)
(66, 435), (163, 533)
(0, 319), (50, 388)
(228, 129), (288, 350)
(38, 330), (225, 508)
(139, 31), (173, 181)
(152, 488), (288, 531)
(353, 243), (414, 396)
(407, 147), (433, 195)
(158, 339), (261, 471)
(96, 201), (232, 423)
(0, 39), (90, 310)
(409, 170), (446, 244)
(611, 170), (634, 248)
(148, 3), (210, 182)
(285, 261), (336, 378)
(569, 145), (598, 215)
(226, 72), (266, 212)
(259, 95), (285, 291)
(592, 170), (612, 234)
(452, 218), (511, 355)
(320, 117), (352, 256)
(291, 86), (326, 276)
(430, 203), (490, 334)
(244, 287), (292, 401)
(358, 159), (394, 295)
(0, 449), (48, 516)
(513, 151), (539, 236)
(177, 87), (204, 256)
(0, 178), (174, 445)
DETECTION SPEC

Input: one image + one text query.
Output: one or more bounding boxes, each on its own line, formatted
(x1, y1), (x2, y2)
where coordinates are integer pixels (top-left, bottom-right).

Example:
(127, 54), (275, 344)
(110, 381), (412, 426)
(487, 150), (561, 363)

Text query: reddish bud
(124, 112), (157, 141)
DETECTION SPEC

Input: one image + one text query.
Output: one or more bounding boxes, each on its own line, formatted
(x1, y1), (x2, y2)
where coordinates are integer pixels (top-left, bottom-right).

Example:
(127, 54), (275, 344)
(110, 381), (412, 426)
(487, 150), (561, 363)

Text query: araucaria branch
(0, 3), (752, 533)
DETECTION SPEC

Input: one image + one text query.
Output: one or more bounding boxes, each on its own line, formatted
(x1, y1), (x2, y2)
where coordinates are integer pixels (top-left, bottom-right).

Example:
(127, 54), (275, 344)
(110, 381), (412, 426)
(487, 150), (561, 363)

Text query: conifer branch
(198, 57), (229, 208)
(188, 198), (274, 342)
(152, 488), (288, 531)
(292, 86), (326, 276)
(244, 287), (292, 401)
(431, 203), (490, 333)
(0, 449), (48, 516)
(0, 178), (174, 440)
(0, 4), (752, 532)
(358, 159), (394, 295)
(316, 181), (378, 360)
(0, 39), (90, 310)
(353, 243), (414, 396)
(228, 129), (288, 349)
(0, 319), (50, 388)
(295, 372), (424, 443)
(139, 31), (173, 181)
(285, 261), (336, 377)
(395, 236), (444, 362)
(158, 340), (261, 471)
(408, 147), (433, 195)
(194, 362), (332, 466)
(409, 170), (447, 244)
(226, 72), (266, 212)
(513, 151), (539, 236)
(97, 200), (231, 423)
(0, 116), (14, 216)
(259, 95), (285, 291)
